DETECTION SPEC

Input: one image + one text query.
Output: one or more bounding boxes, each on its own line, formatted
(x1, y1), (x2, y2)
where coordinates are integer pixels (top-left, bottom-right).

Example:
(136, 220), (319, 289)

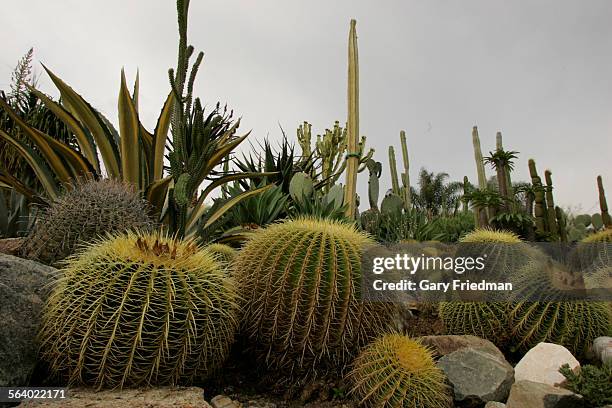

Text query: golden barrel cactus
(39, 232), (239, 389)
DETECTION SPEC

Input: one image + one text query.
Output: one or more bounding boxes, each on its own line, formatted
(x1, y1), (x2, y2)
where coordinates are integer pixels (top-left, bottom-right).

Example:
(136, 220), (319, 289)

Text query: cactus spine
(544, 170), (559, 240)
(388, 146), (400, 196)
(400, 130), (412, 210)
(344, 19), (359, 219)
(598, 175), (612, 228)
(528, 159), (548, 237)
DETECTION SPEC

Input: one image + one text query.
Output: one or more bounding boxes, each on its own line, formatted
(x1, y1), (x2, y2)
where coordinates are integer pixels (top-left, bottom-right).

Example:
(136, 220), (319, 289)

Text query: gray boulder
(0, 254), (56, 387)
(437, 346), (514, 407)
(505, 380), (584, 408)
(592, 337), (612, 366)
(419, 334), (505, 360)
(485, 403), (506, 408)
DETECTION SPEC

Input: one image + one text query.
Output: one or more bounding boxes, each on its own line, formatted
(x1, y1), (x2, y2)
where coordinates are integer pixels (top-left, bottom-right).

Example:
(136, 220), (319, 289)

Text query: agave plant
(0, 0), (269, 238)
(0, 68), (173, 217)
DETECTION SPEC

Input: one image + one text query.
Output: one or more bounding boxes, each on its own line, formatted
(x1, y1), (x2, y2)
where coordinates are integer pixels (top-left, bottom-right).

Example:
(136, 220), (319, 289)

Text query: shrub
(560, 363), (612, 407)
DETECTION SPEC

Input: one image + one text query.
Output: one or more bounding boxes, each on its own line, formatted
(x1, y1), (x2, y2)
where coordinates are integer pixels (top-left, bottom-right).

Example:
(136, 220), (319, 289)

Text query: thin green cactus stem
(400, 130), (412, 210)
(597, 175), (612, 228)
(388, 146), (400, 196)
(544, 170), (559, 240)
(528, 159), (548, 237)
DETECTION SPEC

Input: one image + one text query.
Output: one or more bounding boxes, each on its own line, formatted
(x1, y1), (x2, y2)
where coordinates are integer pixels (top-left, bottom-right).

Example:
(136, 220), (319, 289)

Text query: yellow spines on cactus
(39, 231), (239, 389)
(348, 334), (452, 408)
(207, 243), (237, 266)
(234, 217), (394, 373)
(581, 228), (612, 243)
(459, 228), (521, 243)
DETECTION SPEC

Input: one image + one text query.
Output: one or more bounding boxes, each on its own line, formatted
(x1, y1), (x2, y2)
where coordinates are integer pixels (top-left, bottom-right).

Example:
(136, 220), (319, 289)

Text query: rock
(485, 403), (506, 408)
(211, 395), (241, 408)
(0, 254), (56, 387)
(505, 380), (584, 408)
(0, 238), (25, 256)
(514, 342), (580, 387)
(18, 387), (211, 407)
(592, 336), (612, 365)
(437, 346), (514, 407)
(419, 334), (505, 360)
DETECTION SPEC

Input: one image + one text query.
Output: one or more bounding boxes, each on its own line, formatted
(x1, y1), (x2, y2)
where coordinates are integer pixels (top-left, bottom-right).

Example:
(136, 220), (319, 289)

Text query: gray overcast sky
(1, 0), (611, 212)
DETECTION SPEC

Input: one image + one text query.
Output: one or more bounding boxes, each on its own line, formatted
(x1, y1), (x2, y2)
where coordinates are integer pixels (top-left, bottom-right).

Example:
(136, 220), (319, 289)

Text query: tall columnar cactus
(472, 126), (488, 227)
(472, 126), (487, 191)
(556, 206), (568, 242)
(544, 170), (560, 240)
(598, 175), (612, 228)
(496, 131), (503, 151)
(344, 19), (359, 219)
(234, 218), (394, 373)
(297, 121), (313, 158)
(388, 146), (400, 195)
(496, 131), (513, 199)
(366, 159), (382, 210)
(348, 334), (452, 408)
(528, 159), (548, 237)
(22, 179), (153, 265)
(400, 130), (412, 210)
(463, 176), (471, 214)
(39, 232), (239, 388)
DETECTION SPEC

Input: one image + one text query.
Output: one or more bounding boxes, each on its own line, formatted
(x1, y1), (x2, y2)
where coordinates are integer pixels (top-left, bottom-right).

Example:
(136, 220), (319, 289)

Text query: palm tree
(484, 149), (519, 207)
(410, 168), (463, 219)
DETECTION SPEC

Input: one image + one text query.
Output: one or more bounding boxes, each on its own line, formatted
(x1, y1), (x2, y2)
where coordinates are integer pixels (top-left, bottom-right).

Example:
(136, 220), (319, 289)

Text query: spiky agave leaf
(39, 230), (239, 389)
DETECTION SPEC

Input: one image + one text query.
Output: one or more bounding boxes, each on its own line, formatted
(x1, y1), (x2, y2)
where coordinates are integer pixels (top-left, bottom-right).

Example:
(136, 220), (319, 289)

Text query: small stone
(592, 336), (612, 365)
(505, 380), (584, 408)
(211, 395), (241, 408)
(484, 402), (506, 408)
(419, 334), (505, 360)
(514, 342), (580, 387)
(437, 346), (514, 407)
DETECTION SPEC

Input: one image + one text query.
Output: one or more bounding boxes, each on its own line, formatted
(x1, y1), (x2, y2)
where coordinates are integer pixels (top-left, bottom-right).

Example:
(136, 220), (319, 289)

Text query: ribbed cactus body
(234, 218), (394, 372)
(207, 243), (237, 267)
(23, 179), (153, 265)
(39, 232), (238, 389)
(438, 302), (511, 346)
(439, 229), (528, 347)
(509, 301), (610, 356)
(348, 334), (452, 408)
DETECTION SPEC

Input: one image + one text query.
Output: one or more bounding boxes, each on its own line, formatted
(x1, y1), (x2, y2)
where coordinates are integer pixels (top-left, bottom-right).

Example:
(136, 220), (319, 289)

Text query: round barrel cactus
(509, 257), (611, 356)
(509, 301), (611, 356)
(438, 229), (536, 347)
(23, 179), (153, 265)
(39, 232), (239, 389)
(348, 334), (452, 408)
(207, 243), (237, 267)
(234, 217), (395, 373)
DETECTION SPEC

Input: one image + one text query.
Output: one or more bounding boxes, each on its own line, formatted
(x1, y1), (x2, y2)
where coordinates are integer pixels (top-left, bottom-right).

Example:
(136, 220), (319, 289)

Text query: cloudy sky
(1, 0), (611, 212)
